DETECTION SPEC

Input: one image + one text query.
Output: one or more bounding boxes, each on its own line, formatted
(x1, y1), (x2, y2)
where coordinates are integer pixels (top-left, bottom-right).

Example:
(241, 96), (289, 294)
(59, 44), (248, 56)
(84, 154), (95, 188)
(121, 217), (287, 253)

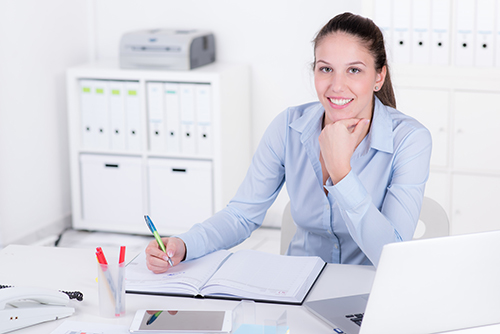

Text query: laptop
(304, 230), (500, 334)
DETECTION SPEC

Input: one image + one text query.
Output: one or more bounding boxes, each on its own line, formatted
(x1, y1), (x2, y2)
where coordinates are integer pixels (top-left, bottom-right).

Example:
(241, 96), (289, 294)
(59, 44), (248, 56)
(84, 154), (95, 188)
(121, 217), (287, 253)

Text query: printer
(119, 29), (215, 70)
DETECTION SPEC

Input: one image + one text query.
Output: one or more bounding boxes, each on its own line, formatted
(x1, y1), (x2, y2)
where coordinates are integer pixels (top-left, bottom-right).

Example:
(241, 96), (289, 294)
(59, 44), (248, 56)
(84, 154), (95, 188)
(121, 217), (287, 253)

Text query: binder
(497, 0), (500, 67)
(412, 0), (431, 64)
(79, 80), (98, 149)
(455, 0), (475, 66)
(374, 0), (393, 63)
(392, 0), (411, 64)
(179, 84), (197, 155)
(475, 0), (495, 67)
(108, 81), (126, 151)
(92, 80), (110, 150)
(195, 84), (212, 156)
(147, 82), (166, 152)
(125, 82), (141, 151)
(431, 0), (451, 65)
(164, 83), (181, 154)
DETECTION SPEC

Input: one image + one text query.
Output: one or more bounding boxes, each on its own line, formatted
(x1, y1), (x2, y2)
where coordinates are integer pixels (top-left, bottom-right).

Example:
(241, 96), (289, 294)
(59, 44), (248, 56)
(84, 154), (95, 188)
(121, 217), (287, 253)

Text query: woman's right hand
(145, 237), (186, 274)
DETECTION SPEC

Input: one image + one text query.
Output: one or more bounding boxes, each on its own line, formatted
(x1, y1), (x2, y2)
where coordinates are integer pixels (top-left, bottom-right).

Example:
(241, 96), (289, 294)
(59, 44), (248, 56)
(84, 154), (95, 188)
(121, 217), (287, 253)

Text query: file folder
(455, 0), (475, 66)
(392, 0), (411, 64)
(92, 80), (111, 150)
(125, 82), (141, 151)
(79, 80), (98, 149)
(195, 84), (212, 156)
(179, 84), (197, 155)
(108, 81), (127, 151)
(475, 0), (495, 67)
(164, 83), (181, 154)
(431, 0), (451, 65)
(412, 0), (431, 64)
(374, 0), (393, 63)
(147, 82), (166, 152)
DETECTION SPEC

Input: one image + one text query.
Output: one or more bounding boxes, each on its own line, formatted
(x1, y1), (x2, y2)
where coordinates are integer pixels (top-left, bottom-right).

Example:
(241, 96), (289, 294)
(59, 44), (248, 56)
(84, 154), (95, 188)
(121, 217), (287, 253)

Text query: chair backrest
(413, 196), (450, 239)
(280, 197), (449, 254)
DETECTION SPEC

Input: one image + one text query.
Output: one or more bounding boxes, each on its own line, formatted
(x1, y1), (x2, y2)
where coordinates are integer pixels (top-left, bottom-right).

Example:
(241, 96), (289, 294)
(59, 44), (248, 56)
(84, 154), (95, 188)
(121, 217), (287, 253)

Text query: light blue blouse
(178, 97), (432, 266)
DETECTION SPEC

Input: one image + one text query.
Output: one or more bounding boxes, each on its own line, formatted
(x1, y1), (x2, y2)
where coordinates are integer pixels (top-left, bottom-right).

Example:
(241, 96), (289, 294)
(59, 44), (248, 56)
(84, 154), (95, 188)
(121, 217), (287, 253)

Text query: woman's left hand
(319, 118), (370, 184)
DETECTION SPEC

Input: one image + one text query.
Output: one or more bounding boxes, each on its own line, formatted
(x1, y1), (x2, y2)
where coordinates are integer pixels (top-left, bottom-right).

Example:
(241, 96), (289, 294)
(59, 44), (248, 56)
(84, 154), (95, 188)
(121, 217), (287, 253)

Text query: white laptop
(304, 230), (500, 334)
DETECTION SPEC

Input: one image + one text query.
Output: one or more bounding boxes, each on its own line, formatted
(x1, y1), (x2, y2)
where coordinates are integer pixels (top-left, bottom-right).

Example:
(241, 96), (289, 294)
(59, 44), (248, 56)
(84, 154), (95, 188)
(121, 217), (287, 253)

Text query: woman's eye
(319, 66), (332, 73)
(349, 68), (360, 74)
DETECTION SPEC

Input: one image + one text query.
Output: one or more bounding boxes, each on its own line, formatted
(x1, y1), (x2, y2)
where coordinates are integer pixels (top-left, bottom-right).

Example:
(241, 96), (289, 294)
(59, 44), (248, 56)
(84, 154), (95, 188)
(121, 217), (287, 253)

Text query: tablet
(129, 309), (232, 333)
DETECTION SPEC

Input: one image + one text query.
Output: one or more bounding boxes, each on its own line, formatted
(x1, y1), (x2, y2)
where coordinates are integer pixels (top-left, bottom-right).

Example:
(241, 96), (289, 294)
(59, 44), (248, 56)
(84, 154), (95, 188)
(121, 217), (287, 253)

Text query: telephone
(0, 286), (76, 333)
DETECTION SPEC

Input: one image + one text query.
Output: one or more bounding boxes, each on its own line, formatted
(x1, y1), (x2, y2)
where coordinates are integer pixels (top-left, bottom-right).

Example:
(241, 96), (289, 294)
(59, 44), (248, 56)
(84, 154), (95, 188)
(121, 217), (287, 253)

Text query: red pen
(96, 247), (108, 265)
(119, 246), (126, 264)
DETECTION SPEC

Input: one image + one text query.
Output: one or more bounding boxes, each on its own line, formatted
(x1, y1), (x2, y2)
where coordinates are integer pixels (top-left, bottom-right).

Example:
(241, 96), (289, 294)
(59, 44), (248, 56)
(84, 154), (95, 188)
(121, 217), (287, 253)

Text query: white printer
(119, 29), (215, 70)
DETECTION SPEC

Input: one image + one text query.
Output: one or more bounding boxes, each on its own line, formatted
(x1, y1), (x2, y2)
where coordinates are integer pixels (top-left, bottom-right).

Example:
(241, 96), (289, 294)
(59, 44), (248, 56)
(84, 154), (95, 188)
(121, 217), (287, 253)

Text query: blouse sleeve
(325, 125), (432, 266)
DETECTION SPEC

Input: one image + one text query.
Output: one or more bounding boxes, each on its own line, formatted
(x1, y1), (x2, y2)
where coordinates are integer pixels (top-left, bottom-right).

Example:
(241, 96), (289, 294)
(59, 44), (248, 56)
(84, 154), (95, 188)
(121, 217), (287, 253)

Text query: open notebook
(126, 249), (326, 305)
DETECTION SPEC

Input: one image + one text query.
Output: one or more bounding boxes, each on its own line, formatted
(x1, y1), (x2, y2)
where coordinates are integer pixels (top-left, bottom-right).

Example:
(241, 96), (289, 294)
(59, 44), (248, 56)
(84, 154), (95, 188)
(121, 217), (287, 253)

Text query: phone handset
(0, 286), (70, 309)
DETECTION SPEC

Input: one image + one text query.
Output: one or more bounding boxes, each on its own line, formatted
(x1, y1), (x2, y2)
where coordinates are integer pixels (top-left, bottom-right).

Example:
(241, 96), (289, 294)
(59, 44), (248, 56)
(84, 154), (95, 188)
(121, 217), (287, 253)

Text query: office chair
(279, 197), (450, 255)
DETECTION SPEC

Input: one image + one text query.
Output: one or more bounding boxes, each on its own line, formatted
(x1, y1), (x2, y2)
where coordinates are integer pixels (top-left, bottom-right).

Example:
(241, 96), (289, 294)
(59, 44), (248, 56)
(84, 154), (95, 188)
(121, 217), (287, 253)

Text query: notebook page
(201, 249), (324, 301)
(126, 249), (230, 295)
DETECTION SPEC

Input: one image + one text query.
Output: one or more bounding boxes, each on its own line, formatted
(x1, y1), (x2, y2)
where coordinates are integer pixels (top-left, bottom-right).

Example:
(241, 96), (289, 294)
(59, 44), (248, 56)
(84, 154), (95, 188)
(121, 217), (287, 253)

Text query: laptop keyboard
(345, 313), (364, 326)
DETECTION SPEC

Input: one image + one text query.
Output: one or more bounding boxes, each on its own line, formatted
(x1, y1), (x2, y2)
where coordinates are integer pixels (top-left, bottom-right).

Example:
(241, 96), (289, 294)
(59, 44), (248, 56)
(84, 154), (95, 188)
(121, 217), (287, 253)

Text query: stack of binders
(146, 81), (212, 156)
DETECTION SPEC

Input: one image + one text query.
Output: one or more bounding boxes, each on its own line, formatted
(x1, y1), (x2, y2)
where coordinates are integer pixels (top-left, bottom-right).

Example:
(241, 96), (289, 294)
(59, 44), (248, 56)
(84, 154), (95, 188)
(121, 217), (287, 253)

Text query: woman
(146, 12), (432, 272)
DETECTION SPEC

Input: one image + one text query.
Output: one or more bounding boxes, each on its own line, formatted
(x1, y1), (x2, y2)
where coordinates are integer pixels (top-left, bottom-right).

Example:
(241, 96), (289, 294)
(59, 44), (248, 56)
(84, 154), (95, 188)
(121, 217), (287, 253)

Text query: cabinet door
(395, 87), (449, 167)
(454, 91), (500, 172)
(451, 174), (500, 235)
(79, 154), (143, 231)
(148, 158), (213, 235)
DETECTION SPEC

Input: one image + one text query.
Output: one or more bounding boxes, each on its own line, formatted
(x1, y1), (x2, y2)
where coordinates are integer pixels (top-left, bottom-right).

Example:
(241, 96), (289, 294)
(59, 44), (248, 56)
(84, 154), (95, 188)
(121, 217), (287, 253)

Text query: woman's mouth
(328, 97), (353, 107)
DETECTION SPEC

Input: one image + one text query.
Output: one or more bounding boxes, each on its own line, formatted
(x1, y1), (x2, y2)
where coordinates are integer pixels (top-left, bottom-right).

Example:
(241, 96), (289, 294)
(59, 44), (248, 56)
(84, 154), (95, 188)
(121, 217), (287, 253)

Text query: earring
(375, 86), (379, 91)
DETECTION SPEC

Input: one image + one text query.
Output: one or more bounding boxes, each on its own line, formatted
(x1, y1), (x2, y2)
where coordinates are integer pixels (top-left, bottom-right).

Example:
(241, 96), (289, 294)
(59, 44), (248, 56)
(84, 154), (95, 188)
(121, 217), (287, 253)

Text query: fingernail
(167, 250), (173, 258)
(163, 255), (170, 262)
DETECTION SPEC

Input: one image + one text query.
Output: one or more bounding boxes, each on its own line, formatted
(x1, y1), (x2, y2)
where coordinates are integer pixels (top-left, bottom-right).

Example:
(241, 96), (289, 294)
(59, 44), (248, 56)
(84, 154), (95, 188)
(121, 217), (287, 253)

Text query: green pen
(144, 215), (174, 267)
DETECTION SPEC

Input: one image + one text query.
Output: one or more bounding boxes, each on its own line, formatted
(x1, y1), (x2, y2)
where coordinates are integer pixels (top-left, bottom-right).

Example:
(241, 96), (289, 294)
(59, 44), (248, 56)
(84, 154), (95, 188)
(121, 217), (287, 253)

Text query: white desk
(1, 245), (499, 334)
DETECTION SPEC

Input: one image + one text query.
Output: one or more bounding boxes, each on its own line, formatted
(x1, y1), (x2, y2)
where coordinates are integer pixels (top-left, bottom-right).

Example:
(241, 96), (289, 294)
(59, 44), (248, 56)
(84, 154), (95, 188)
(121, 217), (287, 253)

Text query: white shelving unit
(392, 64), (500, 235)
(66, 60), (251, 236)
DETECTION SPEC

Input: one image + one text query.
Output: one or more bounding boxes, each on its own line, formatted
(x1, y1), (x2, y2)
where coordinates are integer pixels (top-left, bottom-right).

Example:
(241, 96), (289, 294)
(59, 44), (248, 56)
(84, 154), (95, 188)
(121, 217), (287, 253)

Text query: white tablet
(129, 309), (232, 333)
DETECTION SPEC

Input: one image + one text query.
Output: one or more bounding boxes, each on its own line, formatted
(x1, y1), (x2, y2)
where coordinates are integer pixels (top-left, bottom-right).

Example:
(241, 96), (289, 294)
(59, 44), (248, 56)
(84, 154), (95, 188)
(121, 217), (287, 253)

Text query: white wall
(0, 0), (89, 246)
(91, 0), (362, 226)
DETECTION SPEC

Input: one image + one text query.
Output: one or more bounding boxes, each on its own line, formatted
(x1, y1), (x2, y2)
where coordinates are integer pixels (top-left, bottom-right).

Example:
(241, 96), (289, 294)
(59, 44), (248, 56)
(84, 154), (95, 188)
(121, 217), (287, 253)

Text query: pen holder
(97, 262), (126, 317)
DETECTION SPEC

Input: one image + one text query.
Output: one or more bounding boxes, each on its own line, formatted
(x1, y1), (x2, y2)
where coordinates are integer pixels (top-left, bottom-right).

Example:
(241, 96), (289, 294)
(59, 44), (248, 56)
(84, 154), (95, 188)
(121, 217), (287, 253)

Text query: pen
(117, 246), (126, 316)
(147, 311), (163, 325)
(144, 215), (174, 267)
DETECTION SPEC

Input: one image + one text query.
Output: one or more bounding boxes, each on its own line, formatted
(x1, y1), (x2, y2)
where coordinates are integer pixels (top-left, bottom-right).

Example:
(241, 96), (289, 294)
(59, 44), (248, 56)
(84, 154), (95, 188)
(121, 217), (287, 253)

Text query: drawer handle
(172, 168), (186, 172)
(105, 164), (119, 168)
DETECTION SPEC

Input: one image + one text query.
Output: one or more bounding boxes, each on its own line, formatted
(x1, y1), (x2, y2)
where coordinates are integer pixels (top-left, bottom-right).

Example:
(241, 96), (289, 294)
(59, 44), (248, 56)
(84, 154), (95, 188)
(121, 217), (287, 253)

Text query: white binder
(164, 83), (181, 154)
(431, 0), (451, 65)
(147, 82), (166, 152)
(475, 0), (495, 67)
(497, 0), (500, 67)
(179, 83), (197, 155)
(412, 0), (431, 64)
(125, 82), (141, 151)
(195, 84), (212, 156)
(455, 0), (475, 66)
(79, 80), (98, 149)
(392, 0), (411, 64)
(108, 81), (126, 151)
(374, 0), (393, 63)
(92, 80), (110, 150)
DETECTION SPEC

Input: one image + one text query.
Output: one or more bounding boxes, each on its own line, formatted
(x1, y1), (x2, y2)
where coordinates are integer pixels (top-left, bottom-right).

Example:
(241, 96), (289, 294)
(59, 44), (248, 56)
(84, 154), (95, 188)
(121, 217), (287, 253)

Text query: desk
(1, 245), (499, 334)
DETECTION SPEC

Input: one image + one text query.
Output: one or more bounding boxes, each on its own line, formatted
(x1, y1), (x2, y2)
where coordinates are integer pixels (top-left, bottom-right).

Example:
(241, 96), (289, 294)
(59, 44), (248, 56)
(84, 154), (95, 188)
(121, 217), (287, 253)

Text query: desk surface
(1, 245), (499, 334)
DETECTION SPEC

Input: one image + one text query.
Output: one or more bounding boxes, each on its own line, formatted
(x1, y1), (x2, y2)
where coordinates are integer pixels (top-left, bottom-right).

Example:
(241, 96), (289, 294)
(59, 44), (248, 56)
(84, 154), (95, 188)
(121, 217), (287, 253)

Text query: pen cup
(97, 261), (126, 317)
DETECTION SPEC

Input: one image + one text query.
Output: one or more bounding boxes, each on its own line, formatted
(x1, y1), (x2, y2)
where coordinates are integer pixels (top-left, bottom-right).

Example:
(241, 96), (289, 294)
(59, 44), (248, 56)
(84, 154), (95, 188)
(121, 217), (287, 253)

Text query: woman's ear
(374, 65), (387, 91)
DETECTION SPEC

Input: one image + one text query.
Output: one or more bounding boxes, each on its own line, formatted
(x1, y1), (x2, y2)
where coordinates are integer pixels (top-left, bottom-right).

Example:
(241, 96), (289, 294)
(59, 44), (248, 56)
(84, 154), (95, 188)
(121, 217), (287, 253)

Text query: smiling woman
(145, 12), (432, 273)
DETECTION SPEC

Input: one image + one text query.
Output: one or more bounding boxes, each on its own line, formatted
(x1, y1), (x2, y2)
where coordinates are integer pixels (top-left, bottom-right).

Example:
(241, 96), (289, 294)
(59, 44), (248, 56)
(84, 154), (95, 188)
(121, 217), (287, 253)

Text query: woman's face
(314, 32), (386, 125)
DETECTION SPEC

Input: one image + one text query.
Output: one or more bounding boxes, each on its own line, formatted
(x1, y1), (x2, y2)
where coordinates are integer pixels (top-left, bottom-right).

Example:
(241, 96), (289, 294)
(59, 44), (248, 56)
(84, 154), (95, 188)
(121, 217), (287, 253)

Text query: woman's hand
(319, 118), (370, 184)
(145, 237), (186, 274)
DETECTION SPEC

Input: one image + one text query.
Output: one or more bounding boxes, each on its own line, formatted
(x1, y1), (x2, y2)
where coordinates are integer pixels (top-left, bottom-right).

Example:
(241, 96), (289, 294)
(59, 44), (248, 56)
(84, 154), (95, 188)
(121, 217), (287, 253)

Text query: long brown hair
(313, 12), (396, 109)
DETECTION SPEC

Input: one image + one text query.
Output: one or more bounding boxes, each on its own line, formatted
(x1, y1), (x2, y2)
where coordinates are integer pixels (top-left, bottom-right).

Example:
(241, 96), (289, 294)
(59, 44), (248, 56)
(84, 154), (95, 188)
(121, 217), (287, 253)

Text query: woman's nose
(329, 73), (345, 92)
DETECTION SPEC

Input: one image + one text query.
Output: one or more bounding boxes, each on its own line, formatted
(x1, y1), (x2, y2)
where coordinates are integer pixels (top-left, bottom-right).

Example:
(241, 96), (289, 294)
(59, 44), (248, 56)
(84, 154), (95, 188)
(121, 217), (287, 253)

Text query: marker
(117, 246), (126, 315)
(95, 247), (117, 312)
(144, 215), (174, 267)
(147, 311), (163, 325)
